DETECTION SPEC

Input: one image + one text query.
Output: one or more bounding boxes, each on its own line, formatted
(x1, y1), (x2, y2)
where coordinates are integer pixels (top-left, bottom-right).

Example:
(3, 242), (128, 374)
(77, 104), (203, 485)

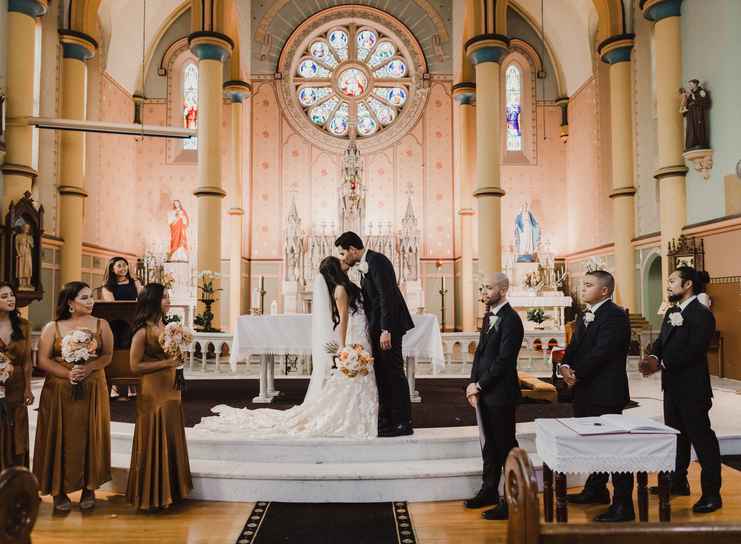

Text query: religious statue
(14, 223), (34, 291)
(168, 200), (190, 262)
(339, 140), (365, 234)
(514, 202), (541, 263)
(284, 196), (304, 282)
(680, 79), (711, 150)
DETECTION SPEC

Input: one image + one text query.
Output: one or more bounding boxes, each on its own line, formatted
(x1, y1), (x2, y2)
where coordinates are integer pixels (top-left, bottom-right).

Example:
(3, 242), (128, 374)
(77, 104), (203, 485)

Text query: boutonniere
(488, 314), (500, 332)
(583, 311), (595, 325)
(356, 261), (369, 274)
(668, 312), (684, 327)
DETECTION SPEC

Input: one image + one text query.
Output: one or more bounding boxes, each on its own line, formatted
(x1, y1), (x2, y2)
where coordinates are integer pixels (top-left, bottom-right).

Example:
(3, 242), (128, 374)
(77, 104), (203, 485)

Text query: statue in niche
(168, 200), (190, 262)
(513, 201), (541, 263)
(680, 79), (711, 150)
(14, 223), (35, 291)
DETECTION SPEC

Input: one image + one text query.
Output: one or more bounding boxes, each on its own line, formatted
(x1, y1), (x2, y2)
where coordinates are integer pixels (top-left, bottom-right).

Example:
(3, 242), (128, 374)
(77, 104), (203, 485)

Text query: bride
(192, 256), (378, 439)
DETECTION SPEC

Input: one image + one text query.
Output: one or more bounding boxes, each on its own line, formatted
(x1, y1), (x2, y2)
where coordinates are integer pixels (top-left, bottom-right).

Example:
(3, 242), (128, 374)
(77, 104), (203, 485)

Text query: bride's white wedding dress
(192, 276), (378, 439)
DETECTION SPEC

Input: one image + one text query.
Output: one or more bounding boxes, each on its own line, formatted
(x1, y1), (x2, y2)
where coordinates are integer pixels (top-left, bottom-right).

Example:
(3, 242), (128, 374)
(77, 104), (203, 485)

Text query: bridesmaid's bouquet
(0, 352), (11, 419)
(61, 328), (99, 400)
(332, 344), (374, 379)
(159, 322), (193, 390)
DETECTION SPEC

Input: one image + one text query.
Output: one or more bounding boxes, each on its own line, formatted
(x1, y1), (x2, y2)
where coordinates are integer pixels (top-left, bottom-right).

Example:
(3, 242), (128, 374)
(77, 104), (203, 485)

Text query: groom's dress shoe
(566, 487), (610, 505)
(481, 501), (508, 520)
(378, 423), (413, 437)
(649, 478), (690, 496)
(593, 502), (635, 523)
(464, 489), (499, 509)
(692, 495), (722, 514)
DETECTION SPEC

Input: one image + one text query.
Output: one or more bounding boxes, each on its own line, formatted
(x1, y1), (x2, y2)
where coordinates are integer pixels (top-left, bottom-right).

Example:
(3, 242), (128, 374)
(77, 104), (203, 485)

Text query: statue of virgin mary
(514, 202), (541, 263)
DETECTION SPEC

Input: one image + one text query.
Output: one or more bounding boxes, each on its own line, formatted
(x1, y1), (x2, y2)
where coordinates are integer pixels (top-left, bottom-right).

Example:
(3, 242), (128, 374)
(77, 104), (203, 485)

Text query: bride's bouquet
(0, 352), (11, 420)
(159, 322), (193, 390)
(61, 328), (99, 400)
(326, 343), (374, 379)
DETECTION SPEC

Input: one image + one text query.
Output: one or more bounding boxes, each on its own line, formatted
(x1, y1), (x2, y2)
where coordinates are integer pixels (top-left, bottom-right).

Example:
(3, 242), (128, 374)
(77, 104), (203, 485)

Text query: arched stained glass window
(183, 62), (198, 150)
(505, 64), (522, 152)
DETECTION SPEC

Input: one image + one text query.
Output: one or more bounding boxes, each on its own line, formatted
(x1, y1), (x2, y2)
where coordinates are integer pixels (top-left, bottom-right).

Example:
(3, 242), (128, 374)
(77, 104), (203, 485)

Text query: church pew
(0, 467), (40, 544)
(504, 448), (741, 544)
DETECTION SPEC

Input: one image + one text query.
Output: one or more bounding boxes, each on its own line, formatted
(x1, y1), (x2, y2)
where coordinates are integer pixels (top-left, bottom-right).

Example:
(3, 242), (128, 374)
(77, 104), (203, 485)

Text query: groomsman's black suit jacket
(360, 249), (415, 336)
(564, 299), (631, 409)
(651, 298), (715, 401)
(470, 303), (524, 407)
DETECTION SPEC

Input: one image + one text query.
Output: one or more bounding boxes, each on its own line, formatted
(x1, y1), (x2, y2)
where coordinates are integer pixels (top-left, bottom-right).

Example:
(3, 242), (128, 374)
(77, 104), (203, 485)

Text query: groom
(335, 231), (415, 437)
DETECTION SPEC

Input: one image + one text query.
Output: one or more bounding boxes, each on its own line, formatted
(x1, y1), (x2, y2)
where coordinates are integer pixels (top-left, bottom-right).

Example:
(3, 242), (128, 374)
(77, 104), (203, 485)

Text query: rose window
(292, 25), (413, 139)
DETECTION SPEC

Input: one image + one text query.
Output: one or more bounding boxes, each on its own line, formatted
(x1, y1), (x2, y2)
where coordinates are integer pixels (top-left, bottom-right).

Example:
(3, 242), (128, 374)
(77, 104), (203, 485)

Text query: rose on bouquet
(61, 328), (99, 400)
(326, 344), (374, 379)
(159, 322), (193, 390)
(0, 352), (12, 420)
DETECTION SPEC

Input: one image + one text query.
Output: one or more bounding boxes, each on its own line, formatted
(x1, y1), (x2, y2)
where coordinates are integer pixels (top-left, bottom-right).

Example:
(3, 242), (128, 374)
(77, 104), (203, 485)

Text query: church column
(642, 0), (687, 290)
(466, 34), (510, 276)
(189, 32), (233, 329)
(224, 80), (251, 331)
(453, 83), (476, 331)
(1, 0), (47, 214)
(58, 30), (97, 285)
(599, 35), (637, 311)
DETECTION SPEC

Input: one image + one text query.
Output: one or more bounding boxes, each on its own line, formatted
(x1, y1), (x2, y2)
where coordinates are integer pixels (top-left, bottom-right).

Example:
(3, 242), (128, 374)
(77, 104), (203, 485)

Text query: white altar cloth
(229, 314), (445, 374)
(535, 417), (677, 474)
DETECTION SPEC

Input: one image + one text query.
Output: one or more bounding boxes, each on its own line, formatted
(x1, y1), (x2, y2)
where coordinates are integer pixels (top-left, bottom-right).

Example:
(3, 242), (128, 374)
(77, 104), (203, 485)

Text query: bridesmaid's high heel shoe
(80, 489), (96, 511)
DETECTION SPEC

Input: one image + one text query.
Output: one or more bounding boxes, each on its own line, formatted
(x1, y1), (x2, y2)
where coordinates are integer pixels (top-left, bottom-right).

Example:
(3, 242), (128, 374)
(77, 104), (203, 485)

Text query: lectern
(92, 301), (139, 392)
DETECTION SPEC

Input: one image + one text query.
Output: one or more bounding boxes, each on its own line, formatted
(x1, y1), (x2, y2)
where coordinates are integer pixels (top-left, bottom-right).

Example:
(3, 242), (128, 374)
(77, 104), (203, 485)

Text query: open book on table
(557, 414), (680, 436)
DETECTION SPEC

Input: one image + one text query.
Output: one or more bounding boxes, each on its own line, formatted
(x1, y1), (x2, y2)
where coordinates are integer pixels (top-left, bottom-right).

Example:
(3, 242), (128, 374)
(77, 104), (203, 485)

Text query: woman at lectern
(126, 283), (192, 511)
(100, 256), (143, 302)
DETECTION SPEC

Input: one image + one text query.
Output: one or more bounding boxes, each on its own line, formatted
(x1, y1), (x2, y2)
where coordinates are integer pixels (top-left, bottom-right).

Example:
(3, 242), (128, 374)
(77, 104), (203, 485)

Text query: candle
(441, 274), (446, 292)
(260, 275), (265, 290)
(252, 287), (259, 309)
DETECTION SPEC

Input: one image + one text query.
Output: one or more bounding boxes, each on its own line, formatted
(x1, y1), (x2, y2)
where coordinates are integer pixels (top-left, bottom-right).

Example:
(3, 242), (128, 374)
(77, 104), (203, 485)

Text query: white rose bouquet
(159, 322), (193, 390)
(0, 352), (12, 420)
(61, 328), (99, 400)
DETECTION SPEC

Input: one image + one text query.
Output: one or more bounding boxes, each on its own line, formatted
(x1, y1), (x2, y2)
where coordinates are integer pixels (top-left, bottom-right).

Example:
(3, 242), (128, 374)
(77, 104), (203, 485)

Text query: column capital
(59, 29), (97, 61)
(555, 96), (569, 108)
(640, 0), (683, 22)
(223, 80), (252, 103)
(609, 186), (637, 199)
(8, 0), (47, 18)
(452, 82), (476, 105)
(597, 34), (635, 64)
(653, 164), (688, 180)
(188, 31), (233, 62)
(473, 186), (506, 198)
(2, 163), (38, 180)
(194, 186), (227, 198)
(465, 34), (510, 65)
(58, 185), (88, 198)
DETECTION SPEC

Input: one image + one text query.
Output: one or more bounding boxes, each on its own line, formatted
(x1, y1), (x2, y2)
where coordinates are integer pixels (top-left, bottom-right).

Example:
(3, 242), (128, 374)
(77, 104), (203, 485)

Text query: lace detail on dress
(192, 310), (378, 439)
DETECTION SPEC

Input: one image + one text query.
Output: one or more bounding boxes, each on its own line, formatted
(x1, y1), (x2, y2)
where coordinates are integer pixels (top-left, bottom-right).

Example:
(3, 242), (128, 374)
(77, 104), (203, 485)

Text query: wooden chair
(504, 447), (741, 544)
(0, 467), (40, 544)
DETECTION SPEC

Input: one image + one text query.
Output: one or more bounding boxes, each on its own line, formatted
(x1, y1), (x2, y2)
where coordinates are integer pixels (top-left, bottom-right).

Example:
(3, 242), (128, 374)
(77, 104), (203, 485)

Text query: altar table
(229, 314), (445, 403)
(535, 418), (677, 523)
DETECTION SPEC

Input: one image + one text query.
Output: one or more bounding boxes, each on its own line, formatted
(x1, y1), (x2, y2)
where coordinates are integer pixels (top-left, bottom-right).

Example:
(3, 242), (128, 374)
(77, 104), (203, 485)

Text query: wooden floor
(31, 463), (741, 544)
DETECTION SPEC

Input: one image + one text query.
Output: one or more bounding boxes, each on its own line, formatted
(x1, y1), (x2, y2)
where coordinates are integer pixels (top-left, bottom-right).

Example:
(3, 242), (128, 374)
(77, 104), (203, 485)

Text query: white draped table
(229, 314), (445, 404)
(535, 418), (678, 523)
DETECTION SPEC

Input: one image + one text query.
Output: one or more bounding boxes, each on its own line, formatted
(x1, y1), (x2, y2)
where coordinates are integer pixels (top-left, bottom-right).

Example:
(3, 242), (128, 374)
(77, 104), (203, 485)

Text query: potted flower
(527, 307), (546, 330)
(194, 270), (222, 332)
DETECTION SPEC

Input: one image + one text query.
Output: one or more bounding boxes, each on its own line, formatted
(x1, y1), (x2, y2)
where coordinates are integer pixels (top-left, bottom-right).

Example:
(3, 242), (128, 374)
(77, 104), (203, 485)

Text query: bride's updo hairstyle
(319, 256), (363, 329)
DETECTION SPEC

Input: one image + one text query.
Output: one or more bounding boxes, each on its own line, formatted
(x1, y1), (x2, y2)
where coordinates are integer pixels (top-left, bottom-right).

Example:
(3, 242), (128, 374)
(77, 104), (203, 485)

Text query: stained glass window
(292, 25), (412, 140)
(505, 64), (522, 152)
(183, 62), (198, 150)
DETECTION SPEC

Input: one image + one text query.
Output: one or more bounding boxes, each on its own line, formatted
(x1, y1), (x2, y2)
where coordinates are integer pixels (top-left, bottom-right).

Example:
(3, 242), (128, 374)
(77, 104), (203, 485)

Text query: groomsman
(559, 270), (633, 522)
(464, 273), (524, 521)
(640, 266), (722, 513)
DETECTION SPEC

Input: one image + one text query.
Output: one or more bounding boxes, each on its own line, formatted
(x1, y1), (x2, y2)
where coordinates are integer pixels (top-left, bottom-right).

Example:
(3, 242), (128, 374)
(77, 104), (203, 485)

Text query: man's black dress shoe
(482, 500), (508, 520)
(593, 502), (635, 522)
(692, 495), (722, 514)
(464, 489), (499, 509)
(566, 488), (610, 505)
(378, 423), (414, 437)
(649, 479), (690, 496)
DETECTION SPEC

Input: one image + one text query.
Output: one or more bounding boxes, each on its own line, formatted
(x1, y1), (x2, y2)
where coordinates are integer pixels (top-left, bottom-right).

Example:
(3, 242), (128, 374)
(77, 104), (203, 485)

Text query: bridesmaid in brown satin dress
(33, 282), (114, 513)
(127, 283), (192, 511)
(0, 283), (34, 470)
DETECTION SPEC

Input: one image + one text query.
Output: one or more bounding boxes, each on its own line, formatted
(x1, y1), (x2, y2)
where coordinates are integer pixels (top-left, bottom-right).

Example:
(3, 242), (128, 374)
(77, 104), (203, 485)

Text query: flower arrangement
(527, 308), (546, 329)
(326, 344), (374, 378)
(195, 270), (222, 332)
(0, 352), (11, 419)
(162, 271), (176, 290)
(61, 328), (99, 400)
(159, 322), (193, 390)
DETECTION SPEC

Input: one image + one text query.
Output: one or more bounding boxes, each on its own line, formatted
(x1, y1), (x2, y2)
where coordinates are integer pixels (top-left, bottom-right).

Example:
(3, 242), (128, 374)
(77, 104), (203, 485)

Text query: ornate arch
(592, 0), (627, 44)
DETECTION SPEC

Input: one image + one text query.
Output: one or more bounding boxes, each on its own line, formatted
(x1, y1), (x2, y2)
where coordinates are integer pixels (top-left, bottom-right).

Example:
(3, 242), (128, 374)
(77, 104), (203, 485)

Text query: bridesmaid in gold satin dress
(127, 283), (192, 511)
(0, 283), (34, 471)
(33, 282), (114, 513)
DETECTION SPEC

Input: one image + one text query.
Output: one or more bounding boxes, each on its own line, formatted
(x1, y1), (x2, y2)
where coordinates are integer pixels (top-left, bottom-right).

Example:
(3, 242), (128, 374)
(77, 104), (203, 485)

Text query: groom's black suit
(360, 249), (415, 429)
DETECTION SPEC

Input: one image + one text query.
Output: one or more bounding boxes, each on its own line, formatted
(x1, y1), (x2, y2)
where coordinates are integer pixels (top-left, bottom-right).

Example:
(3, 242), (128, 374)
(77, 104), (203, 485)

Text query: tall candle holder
(436, 261), (447, 332)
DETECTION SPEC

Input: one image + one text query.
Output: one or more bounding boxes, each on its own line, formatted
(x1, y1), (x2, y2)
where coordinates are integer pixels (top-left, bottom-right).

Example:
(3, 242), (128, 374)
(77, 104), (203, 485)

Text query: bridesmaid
(127, 283), (192, 511)
(33, 282), (114, 512)
(0, 283), (34, 470)
(100, 256), (143, 302)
